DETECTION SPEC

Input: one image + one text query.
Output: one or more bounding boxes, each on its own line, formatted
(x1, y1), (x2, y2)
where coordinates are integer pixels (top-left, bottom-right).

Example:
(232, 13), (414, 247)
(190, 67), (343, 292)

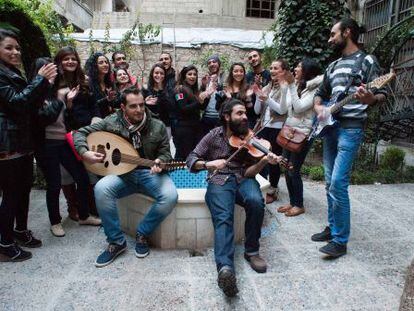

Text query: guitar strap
(343, 52), (366, 96)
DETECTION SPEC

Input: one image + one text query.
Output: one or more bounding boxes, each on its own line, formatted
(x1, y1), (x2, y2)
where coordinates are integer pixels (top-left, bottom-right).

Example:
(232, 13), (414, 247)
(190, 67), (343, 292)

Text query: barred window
(246, 0), (276, 19)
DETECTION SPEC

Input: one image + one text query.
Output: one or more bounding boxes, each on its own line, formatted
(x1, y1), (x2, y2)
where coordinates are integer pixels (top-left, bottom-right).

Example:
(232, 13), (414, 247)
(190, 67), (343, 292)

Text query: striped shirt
(315, 50), (383, 124)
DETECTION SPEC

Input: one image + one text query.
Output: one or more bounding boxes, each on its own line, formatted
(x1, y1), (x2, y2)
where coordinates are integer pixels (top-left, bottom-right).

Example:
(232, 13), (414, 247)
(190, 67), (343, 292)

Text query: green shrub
(351, 170), (376, 185)
(301, 165), (311, 176)
(379, 147), (405, 171)
(309, 165), (324, 181)
(403, 166), (414, 183)
(375, 168), (400, 184)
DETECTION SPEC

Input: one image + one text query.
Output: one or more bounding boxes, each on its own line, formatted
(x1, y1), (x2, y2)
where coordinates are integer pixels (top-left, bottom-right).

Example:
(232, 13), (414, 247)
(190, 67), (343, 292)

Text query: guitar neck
(330, 82), (373, 114)
(120, 153), (184, 170)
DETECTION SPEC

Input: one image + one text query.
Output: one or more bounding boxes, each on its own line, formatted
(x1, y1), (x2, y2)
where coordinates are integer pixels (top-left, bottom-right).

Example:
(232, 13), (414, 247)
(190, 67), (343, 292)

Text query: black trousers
(35, 140), (90, 225)
(0, 155), (33, 244)
(173, 121), (201, 161)
(257, 127), (282, 188)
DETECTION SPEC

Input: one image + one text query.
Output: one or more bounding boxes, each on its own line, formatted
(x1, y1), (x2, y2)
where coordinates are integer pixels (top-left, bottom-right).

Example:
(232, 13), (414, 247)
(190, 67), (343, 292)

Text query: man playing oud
(312, 18), (387, 258)
(74, 87), (178, 267)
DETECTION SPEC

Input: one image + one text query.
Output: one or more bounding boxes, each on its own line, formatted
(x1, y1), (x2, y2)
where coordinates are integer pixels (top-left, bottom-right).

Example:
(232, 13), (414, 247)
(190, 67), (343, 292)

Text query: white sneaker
(78, 216), (102, 226)
(50, 224), (65, 237)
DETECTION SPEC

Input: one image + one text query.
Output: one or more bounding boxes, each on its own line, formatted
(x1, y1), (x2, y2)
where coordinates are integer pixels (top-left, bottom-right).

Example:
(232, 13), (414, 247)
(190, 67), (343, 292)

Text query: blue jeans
(94, 170), (178, 245)
(323, 127), (364, 245)
(205, 176), (265, 272)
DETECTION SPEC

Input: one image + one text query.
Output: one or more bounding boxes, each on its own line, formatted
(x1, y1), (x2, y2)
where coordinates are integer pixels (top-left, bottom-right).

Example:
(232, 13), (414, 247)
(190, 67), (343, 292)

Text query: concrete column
(101, 0), (113, 12)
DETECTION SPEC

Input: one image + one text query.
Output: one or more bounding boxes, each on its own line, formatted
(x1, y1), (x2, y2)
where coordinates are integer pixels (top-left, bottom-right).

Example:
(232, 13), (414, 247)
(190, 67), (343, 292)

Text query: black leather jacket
(0, 62), (49, 154)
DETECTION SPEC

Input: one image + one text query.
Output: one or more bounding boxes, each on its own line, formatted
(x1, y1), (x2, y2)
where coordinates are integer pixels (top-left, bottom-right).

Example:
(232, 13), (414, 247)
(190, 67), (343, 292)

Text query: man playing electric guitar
(73, 87), (178, 267)
(312, 18), (387, 258)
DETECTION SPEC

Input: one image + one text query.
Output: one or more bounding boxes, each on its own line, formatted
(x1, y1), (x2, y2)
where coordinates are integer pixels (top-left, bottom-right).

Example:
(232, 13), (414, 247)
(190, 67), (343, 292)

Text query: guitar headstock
(368, 71), (396, 90)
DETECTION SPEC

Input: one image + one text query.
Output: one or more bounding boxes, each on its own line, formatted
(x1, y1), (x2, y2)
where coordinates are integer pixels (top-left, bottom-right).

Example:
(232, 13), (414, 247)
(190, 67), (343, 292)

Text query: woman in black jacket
(85, 52), (116, 118)
(31, 58), (101, 238)
(143, 63), (173, 130)
(53, 46), (101, 223)
(0, 29), (57, 261)
(173, 65), (201, 160)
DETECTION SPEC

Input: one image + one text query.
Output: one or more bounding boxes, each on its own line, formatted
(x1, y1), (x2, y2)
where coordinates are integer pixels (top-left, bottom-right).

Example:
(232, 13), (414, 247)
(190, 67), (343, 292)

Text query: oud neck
(331, 81), (372, 114)
(133, 158), (154, 167)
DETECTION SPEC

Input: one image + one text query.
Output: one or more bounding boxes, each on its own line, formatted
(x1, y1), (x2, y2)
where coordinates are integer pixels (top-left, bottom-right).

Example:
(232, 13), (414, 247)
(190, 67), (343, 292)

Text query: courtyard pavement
(1, 180), (413, 310)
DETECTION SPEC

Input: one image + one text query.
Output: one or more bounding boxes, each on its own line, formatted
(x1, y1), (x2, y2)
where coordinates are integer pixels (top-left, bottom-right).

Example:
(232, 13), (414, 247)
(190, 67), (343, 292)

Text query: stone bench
(118, 172), (270, 249)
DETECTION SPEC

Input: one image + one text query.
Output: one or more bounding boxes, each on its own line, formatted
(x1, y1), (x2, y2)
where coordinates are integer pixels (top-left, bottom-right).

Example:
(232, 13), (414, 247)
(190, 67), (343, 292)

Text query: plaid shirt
(186, 126), (249, 185)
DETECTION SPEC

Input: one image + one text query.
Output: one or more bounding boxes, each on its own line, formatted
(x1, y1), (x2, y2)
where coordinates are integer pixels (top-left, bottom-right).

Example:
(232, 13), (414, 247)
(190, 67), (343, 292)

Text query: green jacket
(73, 108), (172, 163)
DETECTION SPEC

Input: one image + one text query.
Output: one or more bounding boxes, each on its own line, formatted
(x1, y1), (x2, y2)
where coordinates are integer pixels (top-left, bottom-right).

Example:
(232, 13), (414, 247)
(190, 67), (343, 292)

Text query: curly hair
(85, 52), (113, 97)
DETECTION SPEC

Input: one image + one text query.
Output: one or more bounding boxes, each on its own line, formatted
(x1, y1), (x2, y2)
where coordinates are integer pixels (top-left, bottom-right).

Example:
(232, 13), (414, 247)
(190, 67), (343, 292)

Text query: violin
(228, 129), (293, 170)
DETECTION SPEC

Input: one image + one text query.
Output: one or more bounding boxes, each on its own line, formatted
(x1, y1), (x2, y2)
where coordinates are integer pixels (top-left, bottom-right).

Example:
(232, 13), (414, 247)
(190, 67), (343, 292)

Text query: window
(246, 0), (276, 19)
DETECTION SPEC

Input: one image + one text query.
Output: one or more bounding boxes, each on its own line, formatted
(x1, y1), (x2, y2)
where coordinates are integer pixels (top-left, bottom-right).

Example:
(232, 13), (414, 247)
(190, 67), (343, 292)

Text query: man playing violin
(186, 98), (282, 297)
(73, 87), (178, 267)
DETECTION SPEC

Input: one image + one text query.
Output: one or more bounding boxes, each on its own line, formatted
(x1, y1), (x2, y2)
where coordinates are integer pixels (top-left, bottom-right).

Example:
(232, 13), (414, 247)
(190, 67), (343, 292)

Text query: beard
(330, 38), (346, 54)
(229, 119), (249, 136)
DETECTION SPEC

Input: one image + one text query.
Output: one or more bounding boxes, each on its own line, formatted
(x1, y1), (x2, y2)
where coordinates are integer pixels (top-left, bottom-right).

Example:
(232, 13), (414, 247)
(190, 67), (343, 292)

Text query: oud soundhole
(104, 161), (109, 168)
(112, 148), (121, 166)
(106, 143), (110, 150)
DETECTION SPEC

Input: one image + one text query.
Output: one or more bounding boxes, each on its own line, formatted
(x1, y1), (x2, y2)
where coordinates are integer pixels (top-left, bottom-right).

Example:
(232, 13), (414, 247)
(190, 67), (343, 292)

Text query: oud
(84, 131), (185, 176)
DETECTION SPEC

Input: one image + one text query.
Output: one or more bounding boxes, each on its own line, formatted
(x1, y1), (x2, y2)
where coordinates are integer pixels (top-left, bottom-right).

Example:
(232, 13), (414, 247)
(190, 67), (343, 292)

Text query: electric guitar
(84, 131), (186, 176)
(309, 72), (395, 139)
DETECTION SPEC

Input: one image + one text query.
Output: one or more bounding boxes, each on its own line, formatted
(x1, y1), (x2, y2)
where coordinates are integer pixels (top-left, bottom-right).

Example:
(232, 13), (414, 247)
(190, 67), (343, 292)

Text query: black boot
(61, 184), (79, 221)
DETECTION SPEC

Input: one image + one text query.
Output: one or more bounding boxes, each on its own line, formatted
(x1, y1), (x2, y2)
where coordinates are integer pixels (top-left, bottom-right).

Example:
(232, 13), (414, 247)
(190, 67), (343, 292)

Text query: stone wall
(75, 40), (250, 86)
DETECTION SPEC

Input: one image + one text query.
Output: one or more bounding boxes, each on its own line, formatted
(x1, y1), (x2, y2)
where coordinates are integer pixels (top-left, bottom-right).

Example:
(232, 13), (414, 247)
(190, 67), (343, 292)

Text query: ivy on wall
(263, 0), (349, 68)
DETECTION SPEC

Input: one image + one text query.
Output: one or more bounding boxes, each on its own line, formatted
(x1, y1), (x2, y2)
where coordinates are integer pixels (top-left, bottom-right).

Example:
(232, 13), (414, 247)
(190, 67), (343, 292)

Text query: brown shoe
(277, 204), (292, 213)
(285, 206), (305, 217)
(244, 253), (267, 273)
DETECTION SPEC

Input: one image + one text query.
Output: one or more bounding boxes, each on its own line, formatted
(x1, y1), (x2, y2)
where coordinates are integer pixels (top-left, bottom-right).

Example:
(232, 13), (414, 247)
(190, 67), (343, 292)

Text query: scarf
(121, 112), (147, 150)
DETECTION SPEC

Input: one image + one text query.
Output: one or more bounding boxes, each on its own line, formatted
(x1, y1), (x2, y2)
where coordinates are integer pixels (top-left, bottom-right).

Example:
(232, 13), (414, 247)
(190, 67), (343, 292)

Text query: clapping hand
(253, 84), (268, 102)
(38, 63), (57, 83)
(106, 88), (117, 102)
(66, 85), (80, 109)
(145, 95), (158, 106)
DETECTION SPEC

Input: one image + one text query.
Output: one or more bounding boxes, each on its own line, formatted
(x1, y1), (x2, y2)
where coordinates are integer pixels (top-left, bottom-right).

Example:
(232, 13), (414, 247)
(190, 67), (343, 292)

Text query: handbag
(276, 125), (307, 153)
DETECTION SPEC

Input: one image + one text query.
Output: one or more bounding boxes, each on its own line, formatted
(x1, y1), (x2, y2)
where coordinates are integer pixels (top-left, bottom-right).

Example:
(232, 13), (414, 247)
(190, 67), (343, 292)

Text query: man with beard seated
(186, 99), (282, 297)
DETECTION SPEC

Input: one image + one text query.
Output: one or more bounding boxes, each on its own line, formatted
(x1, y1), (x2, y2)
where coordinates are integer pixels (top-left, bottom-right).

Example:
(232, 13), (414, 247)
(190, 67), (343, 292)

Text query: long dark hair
(0, 28), (19, 43)
(147, 63), (166, 91)
(177, 64), (198, 94)
(54, 46), (88, 92)
(226, 62), (248, 100)
(297, 58), (321, 95)
(114, 67), (133, 90)
(85, 52), (113, 96)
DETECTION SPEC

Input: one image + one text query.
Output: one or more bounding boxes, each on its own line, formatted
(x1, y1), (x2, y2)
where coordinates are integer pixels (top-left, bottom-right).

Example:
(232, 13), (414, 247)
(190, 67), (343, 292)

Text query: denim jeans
(282, 139), (313, 207)
(94, 169), (178, 245)
(35, 139), (90, 225)
(205, 176), (265, 272)
(323, 127), (364, 245)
